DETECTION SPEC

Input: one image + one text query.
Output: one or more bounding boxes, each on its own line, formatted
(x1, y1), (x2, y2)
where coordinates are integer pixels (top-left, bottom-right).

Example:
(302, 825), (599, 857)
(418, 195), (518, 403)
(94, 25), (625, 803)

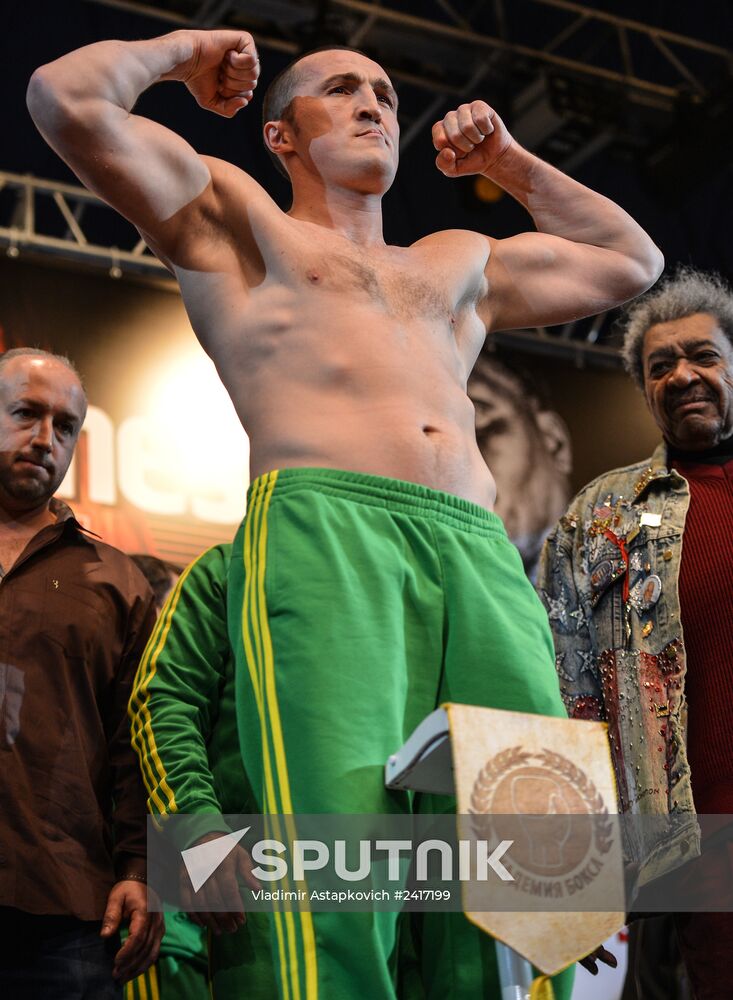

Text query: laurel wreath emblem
(469, 745), (613, 855)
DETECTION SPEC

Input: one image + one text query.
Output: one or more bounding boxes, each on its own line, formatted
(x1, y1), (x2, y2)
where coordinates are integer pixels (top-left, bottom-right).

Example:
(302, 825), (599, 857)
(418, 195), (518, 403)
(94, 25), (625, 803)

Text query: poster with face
(468, 347), (661, 579)
(468, 352), (573, 578)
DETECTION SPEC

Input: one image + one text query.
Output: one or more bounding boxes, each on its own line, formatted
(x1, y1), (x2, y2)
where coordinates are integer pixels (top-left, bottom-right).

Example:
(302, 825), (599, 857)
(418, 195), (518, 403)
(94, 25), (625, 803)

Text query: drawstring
(530, 974), (555, 1000)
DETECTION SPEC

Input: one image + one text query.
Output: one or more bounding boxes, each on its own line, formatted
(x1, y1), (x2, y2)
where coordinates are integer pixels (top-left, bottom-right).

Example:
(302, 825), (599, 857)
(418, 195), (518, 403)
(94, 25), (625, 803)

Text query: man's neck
(667, 433), (733, 465)
(0, 499), (56, 535)
(288, 178), (386, 246)
(0, 500), (57, 580)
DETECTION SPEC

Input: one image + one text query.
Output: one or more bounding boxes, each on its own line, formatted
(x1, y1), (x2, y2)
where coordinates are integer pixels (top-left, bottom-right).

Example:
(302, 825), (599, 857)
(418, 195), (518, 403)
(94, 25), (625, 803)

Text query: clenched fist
(179, 29), (259, 118)
(432, 101), (512, 177)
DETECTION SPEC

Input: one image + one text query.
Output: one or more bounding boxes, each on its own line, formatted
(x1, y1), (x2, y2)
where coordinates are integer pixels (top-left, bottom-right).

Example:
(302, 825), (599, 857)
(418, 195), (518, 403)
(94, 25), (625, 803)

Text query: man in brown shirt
(0, 348), (163, 997)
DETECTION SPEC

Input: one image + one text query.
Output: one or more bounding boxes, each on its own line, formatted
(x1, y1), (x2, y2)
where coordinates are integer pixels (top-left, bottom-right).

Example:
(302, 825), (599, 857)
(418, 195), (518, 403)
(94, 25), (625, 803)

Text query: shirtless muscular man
(28, 30), (663, 1000)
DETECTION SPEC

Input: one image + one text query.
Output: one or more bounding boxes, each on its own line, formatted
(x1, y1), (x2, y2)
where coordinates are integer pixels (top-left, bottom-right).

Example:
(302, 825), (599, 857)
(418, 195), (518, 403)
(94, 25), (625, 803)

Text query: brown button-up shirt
(0, 500), (156, 919)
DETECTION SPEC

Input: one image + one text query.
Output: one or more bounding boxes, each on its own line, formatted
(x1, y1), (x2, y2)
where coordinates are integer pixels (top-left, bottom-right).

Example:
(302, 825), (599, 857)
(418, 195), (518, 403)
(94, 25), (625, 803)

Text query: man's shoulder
(573, 455), (657, 500)
(71, 528), (154, 603)
(201, 155), (278, 214)
(558, 452), (663, 534)
(412, 228), (489, 257)
(156, 157), (285, 277)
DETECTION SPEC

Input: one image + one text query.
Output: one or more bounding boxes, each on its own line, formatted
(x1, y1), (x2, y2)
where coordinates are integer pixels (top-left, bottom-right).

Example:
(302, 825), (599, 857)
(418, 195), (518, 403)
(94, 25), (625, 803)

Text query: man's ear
(263, 120), (294, 158)
(535, 409), (573, 476)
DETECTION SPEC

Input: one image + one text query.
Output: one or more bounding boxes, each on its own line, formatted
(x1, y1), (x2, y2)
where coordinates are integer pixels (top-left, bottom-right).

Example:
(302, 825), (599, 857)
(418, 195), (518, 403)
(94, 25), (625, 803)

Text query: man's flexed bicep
(26, 29), (259, 258)
(432, 100), (663, 333)
(482, 230), (655, 333)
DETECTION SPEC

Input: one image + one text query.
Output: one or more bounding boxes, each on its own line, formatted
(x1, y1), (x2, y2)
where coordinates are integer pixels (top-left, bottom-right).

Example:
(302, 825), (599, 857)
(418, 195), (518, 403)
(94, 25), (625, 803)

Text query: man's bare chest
(265, 235), (479, 322)
(305, 250), (448, 317)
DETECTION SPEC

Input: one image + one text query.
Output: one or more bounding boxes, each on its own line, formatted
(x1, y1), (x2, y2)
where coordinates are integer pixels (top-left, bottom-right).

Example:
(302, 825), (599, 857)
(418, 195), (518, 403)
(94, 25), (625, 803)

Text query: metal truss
(494, 312), (625, 370)
(84, 0), (731, 106)
(0, 170), (170, 280)
(81, 0), (733, 168)
(331, 0), (730, 102)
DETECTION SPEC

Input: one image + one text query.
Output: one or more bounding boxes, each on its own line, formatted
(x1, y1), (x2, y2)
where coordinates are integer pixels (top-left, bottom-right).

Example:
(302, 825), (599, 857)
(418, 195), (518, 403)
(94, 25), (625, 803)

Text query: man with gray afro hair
(621, 267), (733, 390)
(539, 264), (733, 998)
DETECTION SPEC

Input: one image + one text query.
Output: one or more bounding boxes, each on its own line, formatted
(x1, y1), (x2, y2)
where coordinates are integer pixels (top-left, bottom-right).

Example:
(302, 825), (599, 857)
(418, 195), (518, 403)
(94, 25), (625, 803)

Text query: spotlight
(474, 176), (503, 204)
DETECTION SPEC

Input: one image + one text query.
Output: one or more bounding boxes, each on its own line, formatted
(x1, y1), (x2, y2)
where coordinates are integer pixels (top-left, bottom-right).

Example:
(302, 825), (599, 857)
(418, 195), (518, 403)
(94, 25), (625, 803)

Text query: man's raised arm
(27, 30), (259, 259)
(432, 101), (664, 331)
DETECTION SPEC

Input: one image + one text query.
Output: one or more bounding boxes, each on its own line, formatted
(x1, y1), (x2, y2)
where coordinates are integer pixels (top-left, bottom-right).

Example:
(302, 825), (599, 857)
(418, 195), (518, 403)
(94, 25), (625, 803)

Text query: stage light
(474, 176), (503, 203)
(133, 351), (249, 522)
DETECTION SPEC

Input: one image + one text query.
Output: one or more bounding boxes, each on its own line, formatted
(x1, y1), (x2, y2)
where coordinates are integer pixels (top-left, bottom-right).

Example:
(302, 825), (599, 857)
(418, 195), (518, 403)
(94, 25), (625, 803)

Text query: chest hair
(306, 246), (451, 320)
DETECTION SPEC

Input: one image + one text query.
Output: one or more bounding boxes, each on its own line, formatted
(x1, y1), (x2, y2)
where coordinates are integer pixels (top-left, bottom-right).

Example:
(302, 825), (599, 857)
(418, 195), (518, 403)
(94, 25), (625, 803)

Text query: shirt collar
(49, 497), (101, 541)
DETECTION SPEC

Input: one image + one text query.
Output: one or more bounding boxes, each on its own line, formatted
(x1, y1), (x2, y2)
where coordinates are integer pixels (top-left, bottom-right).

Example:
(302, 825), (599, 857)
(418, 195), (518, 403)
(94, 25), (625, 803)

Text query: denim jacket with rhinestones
(537, 441), (701, 889)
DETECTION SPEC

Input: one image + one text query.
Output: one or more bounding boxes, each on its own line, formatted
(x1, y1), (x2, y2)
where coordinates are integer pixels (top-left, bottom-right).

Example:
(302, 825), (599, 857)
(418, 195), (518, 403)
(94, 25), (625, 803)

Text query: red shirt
(671, 456), (733, 814)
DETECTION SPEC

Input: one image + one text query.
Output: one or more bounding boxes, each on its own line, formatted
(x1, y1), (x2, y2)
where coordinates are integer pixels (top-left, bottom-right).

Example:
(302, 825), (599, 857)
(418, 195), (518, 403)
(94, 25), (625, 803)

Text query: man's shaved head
(0, 347), (84, 391)
(262, 45), (376, 179)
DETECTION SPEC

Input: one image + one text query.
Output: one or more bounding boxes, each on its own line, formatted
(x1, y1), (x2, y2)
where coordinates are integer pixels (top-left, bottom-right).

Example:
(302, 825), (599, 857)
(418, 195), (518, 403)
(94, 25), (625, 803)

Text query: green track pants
(228, 468), (573, 1000)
